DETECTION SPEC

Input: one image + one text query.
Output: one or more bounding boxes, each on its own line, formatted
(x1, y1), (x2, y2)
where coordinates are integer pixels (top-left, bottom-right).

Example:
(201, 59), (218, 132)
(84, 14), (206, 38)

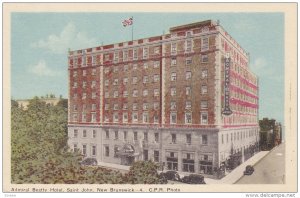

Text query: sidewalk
(205, 151), (269, 184)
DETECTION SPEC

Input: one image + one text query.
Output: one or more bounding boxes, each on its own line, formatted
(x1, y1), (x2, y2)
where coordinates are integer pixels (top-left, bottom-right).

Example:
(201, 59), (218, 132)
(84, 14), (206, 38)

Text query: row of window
(220, 129), (259, 144)
(73, 92), (98, 100)
(105, 74), (160, 86)
(104, 61), (160, 74)
(104, 89), (160, 98)
(170, 70), (208, 81)
(104, 112), (159, 124)
(72, 69), (96, 77)
(72, 113), (97, 123)
(169, 54), (209, 66)
(72, 81), (97, 89)
(170, 112), (208, 125)
(105, 102), (159, 111)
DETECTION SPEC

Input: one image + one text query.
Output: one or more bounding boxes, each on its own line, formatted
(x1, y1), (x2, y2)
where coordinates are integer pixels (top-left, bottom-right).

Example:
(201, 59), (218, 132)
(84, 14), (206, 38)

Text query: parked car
(163, 171), (181, 181)
(243, 165), (254, 175)
(181, 174), (206, 184)
(158, 172), (168, 184)
(80, 158), (98, 166)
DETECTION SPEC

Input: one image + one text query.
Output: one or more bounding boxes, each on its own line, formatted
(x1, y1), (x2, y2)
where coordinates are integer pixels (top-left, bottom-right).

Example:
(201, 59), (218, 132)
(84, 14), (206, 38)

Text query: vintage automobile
(243, 165), (255, 175)
(80, 158), (98, 166)
(181, 174), (206, 184)
(162, 171), (181, 181)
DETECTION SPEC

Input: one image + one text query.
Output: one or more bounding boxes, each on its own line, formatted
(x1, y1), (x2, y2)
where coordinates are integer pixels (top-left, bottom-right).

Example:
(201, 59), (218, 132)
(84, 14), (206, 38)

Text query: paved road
(236, 143), (285, 184)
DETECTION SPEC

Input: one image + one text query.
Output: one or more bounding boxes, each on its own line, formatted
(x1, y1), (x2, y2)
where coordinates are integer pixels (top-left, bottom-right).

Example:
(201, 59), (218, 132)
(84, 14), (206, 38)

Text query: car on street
(243, 165), (255, 175)
(181, 174), (206, 184)
(162, 171), (181, 181)
(80, 158), (98, 166)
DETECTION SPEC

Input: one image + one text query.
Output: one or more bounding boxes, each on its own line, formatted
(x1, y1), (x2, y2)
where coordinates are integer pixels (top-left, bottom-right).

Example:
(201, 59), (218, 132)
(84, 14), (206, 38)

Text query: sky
(11, 12), (284, 124)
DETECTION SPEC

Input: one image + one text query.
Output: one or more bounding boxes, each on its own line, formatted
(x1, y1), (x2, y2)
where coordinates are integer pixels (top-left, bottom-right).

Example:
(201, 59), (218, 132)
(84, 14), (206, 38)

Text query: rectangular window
(154, 133), (159, 143)
(92, 145), (96, 156)
(154, 89), (159, 97)
(201, 112), (208, 124)
(201, 101), (208, 109)
(132, 112), (138, 123)
(105, 146), (109, 157)
(154, 150), (159, 162)
(201, 54), (208, 63)
(144, 132), (148, 141)
(82, 81), (87, 89)
(186, 134), (191, 144)
(133, 64), (138, 70)
(202, 69), (208, 78)
(154, 115), (159, 123)
(104, 92), (109, 98)
(143, 112), (149, 123)
(114, 131), (119, 140)
(186, 86), (191, 96)
(73, 105), (78, 111)
(104, 54), (110, 61)
(171, 43), (177, 55)
(143, 103), (149, 110)
(82, 93), (87, 99)
(154, 61), (160, 68)
(143, 62), (148, 69)
(143, 76), (148, 84)
(134, 131), (138, 141)
(154, 102), (159, 110)
(113, 79), (118, 85)
(113, 104), (119, 110)
(92, 92), (96, 99)
(171, 88), (176, 96)
(82, 145), (87, 155)
(114, 51), (119, 63)
(113, 91), (118, 98)
(104, 68), (109, 74)
(143, 150), (148, 161)
(171, 57), (177, 66)
(72, 113), (78, 122)
(82, 113), (87, 122)
(154, 46), (160, 54)
(123, 131), (127, 140)
(73, 144), (78, 152)
(73, 82), (77, 88)
(133, 48), (138, 60)
(113, 66), (119, 73)
(113, 112), (119, 123)
(92, 68), (96, 75)
(185, 101), (192, 110)
(185, 39), (192, 52)
(154, 74), (159, 82)
(91, 113), (96, 123)
(143, 89), (148, 97)
(82, 70), (87, 76)
(201, 37), (209, 51)
(171, 134), (176, 144)
(123, 103), (128, 110)
(123, 77), (128, 85)
(104, 80), (109, 86)
(123, 112), (128, 123)
(124, 65), (128, 71)
(105, 104), (109, 110)
(114, 146), (119, 158)
(93, 130), (96, 138)
(202, 135), (208, 145)
(91, 81), (96, 88)
(222, 134), (224, 144)
(170, 112), (177, 124)
(132, 77), (138, 84)
(201, 85), (208, 94)
(133, 103), (138, 110)
(143, 47), (148, 59)
(92, 104), (96, 111)
(123, 50), (128, 61)
(185, 113), (192, 124)
(74, 129), (78, 138)
(171, 72), (177, 81)
(123, 91), (128, 97)
(73, 71), (77, 77)
(186, 57), (192, 65)
(186, 71), (192, 80)
(105, 130), (109, 139)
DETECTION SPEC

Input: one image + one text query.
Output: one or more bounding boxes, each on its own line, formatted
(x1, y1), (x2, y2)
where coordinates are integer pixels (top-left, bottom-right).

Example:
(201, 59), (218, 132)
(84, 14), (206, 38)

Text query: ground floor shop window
(182, 153), (195, 172)
(166, 151), (178, 171)
(199, 154), (213, 175)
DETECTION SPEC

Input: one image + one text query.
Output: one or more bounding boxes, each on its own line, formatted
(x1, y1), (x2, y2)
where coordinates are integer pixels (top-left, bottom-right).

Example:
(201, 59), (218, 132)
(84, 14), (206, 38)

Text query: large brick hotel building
(67, 20), (259, 176)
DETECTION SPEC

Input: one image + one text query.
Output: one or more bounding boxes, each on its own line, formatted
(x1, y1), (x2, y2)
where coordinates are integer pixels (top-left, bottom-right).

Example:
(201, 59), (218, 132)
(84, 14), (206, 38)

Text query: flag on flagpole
(122, 17), (133, 27)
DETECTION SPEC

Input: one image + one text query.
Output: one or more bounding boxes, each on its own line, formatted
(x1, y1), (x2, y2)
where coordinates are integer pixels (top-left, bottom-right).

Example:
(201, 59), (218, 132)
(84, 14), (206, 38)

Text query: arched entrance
(116, 143), (138, 166)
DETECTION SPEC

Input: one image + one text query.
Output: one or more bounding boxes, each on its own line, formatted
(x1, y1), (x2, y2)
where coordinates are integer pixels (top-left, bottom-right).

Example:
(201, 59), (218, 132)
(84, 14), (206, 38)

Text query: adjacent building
(259, 118), (282, 151)
(67, 20), (259, 177)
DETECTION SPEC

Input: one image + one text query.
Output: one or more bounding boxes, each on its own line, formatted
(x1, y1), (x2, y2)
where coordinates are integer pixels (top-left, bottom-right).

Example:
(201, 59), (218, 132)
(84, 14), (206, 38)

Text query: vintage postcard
(2, 2), (297, 194)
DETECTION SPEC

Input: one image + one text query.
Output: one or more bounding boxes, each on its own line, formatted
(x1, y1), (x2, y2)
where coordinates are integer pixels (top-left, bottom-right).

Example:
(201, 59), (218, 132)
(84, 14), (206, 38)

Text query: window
(132, 77), (138, 84)
(133, 48), (138, 60)
(134, 131), (138, 141)
(123, 131), (128, 140)
(92, 130), (96, 138)
(201, 37), (209, 51)
(123, 113), (128, 123)
(185, 113), (192, 124)
(92, 92), (96, 99)
(73, 93), (77, 99)
(92, 145), (96, 156)
(154, 133), (159, 142)
(185, 101), (192, 110)
(171, 57), (177, 66)
(105, 146), (109, 157)
(201, 112), (208, 125)
(202, 135), (208, 145)
(91, 113), (96, 122)
(123, 103), (128, 110)
(143, 112), (149, 123)
(82, 113), (87, 122)
(82, 145), (87, 155)
(82, 104), (87, 111)
(144, 132), (148, 141)
(171, 72), (177, 81)
(186, 134), (191, 144)
(124, 65), (128, 71)
(105, 104), (109, 110)
(82, 81), (87, 89)
(143, 89), (148, 97)
(186, 71), (192, 80)
(133, 64), (138, 70)
(92, 68), (96, 75)
(104, 68), (109, 74)
(201, 69), (208, 78)
(154, 46), (160, 54)
(186, 86), (191, 96)
(154, 61), (160, 68)
(199, 154), (213, 175)
(171, 134), (176, 144)
(154, 115), (159, 123)
(82, 93), (87, 100)
(201, 54), (208, 63)
(186, 31), (192, 37)
(171, 43), (177, 55)
(182, 153), (195, 173)
(154, 102), (159, 110)
(114, 146), (120, 158)
(105, 80), (109, 86)
(132, 112), (138, 123)
(123, 91), (128, 98)
(113, 79), (118, 85)
(154, 150), (159, 162)
(171, 88), (176, 96)
(143, 150), (149, 161)
(154, 74), (159, 82)
(91, 81), (96, 88)
(185, 39), (192, 52)
(143, 103), (149, 110)
(104, 116), (109, 123)
(186, 57), (192, 65)
(201, 85), (208, 94)
(73, 144), (78, 152)
(105, 130), (109, 139)
(104, 91), (109, 98)
(114, 51), (119, 63)
(104, 54), (110, 61)
(73, 129), (78, 138)
(114, 131), (119, 140)
(113, 91), (118, 98)
(123, 50), (128, 61)
(170, 112), (177, 124)
(143, 47), (148, 59)
(113, 66), (119, 73)
(221, 134), (224, 144)
(133, 103), (138, 110)
(171, 101), (176, 110)
(113, 112), (119, 123)
(143, 76), (148, 84)
(123, 77), (128, 85)
(201, 101), (208, 109)
(73, 82), (77, 88)
(73, 105), (78, 111)
(73, 71), (77, 77)
(113, 104), (119, 110)
(143, 62), (148, 69)
(154, 89), (159, 97)
(82, 70), (87, 76)
(91, 104), (96, 111)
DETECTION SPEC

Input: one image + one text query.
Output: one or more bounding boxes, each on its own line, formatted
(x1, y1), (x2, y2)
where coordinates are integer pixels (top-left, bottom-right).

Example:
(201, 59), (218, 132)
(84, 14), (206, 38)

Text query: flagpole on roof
(131, 16), (134, 41)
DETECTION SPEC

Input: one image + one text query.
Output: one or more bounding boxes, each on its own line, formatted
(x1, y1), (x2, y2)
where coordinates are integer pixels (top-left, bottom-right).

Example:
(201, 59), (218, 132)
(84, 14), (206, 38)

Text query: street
(235, 143), (285, 184)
